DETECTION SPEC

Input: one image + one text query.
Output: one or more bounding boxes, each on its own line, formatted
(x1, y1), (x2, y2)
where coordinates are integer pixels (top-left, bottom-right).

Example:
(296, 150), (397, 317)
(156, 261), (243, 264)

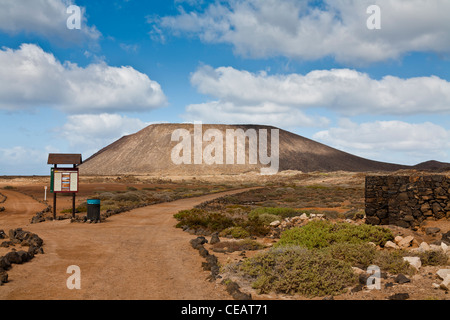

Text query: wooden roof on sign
(47, 153), (82, 165)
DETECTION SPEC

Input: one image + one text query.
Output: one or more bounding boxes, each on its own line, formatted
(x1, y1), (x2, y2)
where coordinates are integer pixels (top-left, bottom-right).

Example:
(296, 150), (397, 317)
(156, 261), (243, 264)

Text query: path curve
(0, 188), (255, 300)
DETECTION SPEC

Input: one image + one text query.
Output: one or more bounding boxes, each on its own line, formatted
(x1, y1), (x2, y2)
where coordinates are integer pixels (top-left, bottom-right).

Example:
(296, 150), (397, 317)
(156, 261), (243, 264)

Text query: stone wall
(365, 175), (450, 229)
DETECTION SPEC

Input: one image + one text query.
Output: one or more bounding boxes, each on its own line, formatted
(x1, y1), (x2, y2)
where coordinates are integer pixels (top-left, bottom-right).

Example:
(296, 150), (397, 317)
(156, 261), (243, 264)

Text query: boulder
(388, 293), (409, 300)
(442, 231), (450, 245)
(394, 274), (411, 284)
(436, 269), (450, 280)
(425, 227), (440, 235)
(402, 257), (421, 271)
(398, 235), (414, 248)
(210, 233), (220, 245)
(440, 275), (450, 291)
(384, 241), (399, 249)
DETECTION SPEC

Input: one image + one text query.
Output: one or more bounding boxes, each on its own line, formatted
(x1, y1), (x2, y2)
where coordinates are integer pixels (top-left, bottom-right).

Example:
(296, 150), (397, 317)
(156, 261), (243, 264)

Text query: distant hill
(78, 123), (449, 175)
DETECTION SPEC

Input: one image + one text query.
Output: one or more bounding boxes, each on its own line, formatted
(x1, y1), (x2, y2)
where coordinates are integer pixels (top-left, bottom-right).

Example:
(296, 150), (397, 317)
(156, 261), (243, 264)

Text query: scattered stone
(398, 235), (414, 248)
(0, 271), (8, 285)
(432, 283), (441, 289)
(442, 231), (450, 245)
(440, 275), (450, 291)
(394, 236), (403, 244)
(210, 233), (220, 245)
(388, 293), (409, 300)
(425, 227), (440, 235)
(224, 280), (252, 300)
(384, 241), (399, 249)
(419, 242), (431, 252)
(395, 274), (410, 284)
(402, 257), (421, 271)
(436, 269), (450, 280)
(269, 220), (281, 227)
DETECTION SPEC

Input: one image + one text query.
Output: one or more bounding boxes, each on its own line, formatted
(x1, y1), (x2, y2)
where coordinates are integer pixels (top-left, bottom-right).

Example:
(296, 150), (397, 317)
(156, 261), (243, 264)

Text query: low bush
(174, 209), (234, 232)
(212, 239), (265, 252)
(220, 226), (250, 239)
(275, 220), (394, 249)
(240, 246), (357, 297)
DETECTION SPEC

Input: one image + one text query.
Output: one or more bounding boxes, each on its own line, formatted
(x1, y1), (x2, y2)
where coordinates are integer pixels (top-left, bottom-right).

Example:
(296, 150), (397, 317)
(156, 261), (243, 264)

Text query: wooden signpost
(47, 153), (82, 219)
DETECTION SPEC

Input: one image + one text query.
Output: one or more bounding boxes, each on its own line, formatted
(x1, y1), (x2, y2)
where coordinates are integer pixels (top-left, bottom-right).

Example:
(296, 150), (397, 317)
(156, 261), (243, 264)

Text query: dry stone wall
(365, 175), (450, 229)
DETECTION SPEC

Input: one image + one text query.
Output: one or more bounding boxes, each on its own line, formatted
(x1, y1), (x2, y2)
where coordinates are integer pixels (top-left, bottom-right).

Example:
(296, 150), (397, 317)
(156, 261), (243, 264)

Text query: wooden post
(72, 193), (76, 218)
(72, 164), (76, 219)
(53, 164), (57, 220)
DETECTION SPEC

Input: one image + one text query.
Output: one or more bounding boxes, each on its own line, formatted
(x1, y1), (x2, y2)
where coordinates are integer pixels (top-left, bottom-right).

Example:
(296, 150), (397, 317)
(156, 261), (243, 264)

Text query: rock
(384, 241), (399, 249)
(402, 257), (421, 271)
(210, 233), (220, 245)
(352, 267), (366, 275)
(0, 271), (8, 284)
(442, 231), (450, 245)
(394, 236), (403, 244)
(432, 283), (441, 289)
(299, 213), (308, 220)
(0, 230), (6, 239)
(419, 242), (431, 252)
(425, 227), (441, 235)
(441, 242), (449, 253)
(388, 293), (409, 300)
(440, 275), (450, 291)
(436, 269), (450, 280)
(269, 220), (281, 227)
(395, 274), (410, 284)
(398, 235), (414, 248)
(4, 251), (21, 265)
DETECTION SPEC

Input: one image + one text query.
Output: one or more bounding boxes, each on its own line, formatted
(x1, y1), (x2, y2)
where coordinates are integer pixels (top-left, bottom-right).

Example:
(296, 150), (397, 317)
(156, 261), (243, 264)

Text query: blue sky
(1, 0), (450, 175)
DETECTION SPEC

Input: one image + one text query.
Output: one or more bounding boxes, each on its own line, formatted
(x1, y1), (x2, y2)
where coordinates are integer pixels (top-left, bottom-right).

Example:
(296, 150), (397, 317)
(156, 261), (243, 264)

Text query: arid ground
(0, 171), (449, 300)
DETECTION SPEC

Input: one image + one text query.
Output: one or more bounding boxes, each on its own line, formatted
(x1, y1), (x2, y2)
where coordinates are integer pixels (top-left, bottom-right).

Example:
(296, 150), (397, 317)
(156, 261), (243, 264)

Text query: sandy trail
(0, 188), (253, 300)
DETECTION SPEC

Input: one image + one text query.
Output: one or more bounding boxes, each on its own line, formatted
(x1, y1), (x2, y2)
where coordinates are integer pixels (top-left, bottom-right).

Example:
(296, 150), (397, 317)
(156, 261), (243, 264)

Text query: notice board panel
(50, 168), (79, 193)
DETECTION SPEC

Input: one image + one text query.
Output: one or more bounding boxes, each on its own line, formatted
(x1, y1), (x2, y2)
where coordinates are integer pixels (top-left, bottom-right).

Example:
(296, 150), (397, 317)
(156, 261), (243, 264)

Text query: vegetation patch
(240, 246), (358, 297)
(275, 220), (394, 249)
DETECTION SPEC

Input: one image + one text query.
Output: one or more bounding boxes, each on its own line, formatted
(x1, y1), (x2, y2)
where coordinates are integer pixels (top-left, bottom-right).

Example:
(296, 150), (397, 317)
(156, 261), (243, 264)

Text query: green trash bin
(87, 199), (100, 221)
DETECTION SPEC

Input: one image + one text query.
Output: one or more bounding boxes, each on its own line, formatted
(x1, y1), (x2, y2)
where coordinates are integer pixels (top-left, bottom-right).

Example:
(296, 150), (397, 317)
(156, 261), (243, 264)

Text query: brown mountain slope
(78, 123), (446, 175)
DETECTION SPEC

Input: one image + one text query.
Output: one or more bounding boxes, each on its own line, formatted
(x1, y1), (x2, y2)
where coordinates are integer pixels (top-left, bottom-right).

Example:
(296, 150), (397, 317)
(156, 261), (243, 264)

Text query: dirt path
(0, 189), (255, 300)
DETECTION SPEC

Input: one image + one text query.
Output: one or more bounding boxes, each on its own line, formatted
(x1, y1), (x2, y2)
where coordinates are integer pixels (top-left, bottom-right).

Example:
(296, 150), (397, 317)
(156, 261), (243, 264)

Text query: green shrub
(174, 209), (234, 232)
(373, 250), (414, 275)
(323, 243), (377, 268)
(241, 246), (357, 297)
(220, 226), (250, 239)
(275, 220), (394, 249)
(212, 239), (265, 252)
(410, 250), (449, 266)
(249, 207), (301, 220)
(3, 186), (15, 190)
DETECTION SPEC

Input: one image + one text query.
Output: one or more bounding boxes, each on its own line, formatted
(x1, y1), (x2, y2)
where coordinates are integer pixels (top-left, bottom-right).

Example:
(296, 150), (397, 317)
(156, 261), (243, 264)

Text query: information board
(50, 168), (79, 193)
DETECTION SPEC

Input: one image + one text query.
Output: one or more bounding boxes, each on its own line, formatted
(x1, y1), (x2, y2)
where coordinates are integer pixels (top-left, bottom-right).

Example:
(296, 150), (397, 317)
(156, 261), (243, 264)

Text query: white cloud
(157, 0), (450, 64)
(57, 113), (157, 157)
(0, 146), (49, 175)
(183, 101), (330, 128)
(0, 0), (100, 44)
(0, 44), (167, 113)
(188, 65), (450, 117)
(313, 119), (450, 164)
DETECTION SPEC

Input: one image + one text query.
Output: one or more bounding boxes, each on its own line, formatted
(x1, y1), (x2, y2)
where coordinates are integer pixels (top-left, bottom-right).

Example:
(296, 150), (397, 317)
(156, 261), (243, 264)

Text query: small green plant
(275, 220), (394, 249)
(212, 239), (265, 252)
(220, 226), (250, 239)
(174, 208), (234, 232)
(240, 246), (357, 297)
(3, 186), (15, 190)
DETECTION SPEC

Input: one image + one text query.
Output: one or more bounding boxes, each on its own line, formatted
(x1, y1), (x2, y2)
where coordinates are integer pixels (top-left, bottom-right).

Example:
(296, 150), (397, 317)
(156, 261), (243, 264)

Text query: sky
(1, 0), (450, 175)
